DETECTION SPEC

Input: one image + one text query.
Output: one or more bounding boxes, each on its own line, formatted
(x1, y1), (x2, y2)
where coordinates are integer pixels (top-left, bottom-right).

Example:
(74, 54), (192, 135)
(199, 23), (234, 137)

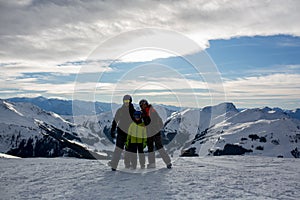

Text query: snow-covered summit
(227, 106), (289, 124)
(163, 102), (239, 156)
(286, 108), (300, 120)
(7, 96), (180, 118)
(0, 99), (111, 158)
(201, 102), (238, 113)
(1, 98), (300, 159)
(7, 96), (116, 116)
(181, 106), (300, 158)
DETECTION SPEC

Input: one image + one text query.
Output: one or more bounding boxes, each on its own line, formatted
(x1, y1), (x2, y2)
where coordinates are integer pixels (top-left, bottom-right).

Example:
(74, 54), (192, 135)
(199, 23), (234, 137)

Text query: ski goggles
(123, 100), (130, 103)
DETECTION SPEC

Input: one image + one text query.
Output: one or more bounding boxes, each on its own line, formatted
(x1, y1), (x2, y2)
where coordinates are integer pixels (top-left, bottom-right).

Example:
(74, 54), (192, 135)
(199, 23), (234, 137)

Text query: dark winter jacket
(111, 103), (135, 135)
(141, 104), (163, 137)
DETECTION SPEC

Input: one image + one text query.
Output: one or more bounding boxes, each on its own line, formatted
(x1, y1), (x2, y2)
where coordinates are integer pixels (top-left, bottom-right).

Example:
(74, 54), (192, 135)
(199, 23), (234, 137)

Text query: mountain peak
(202, 102), (238, 113)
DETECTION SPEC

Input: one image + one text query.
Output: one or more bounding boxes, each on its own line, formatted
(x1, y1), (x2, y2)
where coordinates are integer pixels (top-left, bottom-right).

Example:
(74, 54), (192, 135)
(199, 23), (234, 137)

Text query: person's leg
(137, 143), (145, 168)
(110, 132), (127, 170)
(130, 144), (138, 169)
(110, 147), (122, 170)
(147, 136), (155, 167)
(153, 133), (171, 166)
(123, 148), (130, 168)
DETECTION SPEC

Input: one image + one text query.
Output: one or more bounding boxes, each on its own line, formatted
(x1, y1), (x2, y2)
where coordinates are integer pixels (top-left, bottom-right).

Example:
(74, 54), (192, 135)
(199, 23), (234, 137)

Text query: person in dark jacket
(139, 99), (172, 169)
(110, 95), (135, 171)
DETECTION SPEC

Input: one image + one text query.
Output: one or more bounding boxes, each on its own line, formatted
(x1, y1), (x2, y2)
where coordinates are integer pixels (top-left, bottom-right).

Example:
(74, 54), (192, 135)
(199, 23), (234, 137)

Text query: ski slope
(1, 156), (299, 199)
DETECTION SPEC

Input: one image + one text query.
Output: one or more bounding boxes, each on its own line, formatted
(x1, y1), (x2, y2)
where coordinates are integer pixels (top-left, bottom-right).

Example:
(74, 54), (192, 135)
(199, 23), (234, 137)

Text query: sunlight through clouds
(223, 73), (300, 107)
(1, 0), (300, 108)
(119, 49), (175, 62)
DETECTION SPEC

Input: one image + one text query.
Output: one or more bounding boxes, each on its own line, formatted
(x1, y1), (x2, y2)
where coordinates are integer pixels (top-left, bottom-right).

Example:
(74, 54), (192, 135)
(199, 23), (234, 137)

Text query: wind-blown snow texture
(1, 156), (299, 200)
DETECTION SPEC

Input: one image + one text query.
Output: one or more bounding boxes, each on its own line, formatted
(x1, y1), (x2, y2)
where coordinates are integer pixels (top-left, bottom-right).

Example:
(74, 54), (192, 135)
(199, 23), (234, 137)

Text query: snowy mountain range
(7, 96), (117, 116)
(164, 103), (300, 158)
(1, 97), (300, 159)
(7, 96), (181, 116)
(0, 99), (112, 158)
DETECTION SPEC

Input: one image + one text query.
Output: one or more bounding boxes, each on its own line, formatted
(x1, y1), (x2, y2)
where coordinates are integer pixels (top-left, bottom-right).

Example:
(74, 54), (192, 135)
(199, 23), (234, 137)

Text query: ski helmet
(133, 110), (142, 118)
(139, 99), (148, 107)
(123, 94), (132, 103)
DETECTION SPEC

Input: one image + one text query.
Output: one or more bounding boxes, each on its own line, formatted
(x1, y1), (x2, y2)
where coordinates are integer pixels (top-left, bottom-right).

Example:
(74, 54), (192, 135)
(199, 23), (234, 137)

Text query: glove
(110, 129), (116, 139)
(125, 137), (130, 149)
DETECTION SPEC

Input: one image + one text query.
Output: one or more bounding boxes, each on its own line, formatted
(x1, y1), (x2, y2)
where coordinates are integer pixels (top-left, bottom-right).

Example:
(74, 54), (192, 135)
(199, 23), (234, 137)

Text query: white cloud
(1, 67), (300, 108)
(1, 0), (300, 108)
(223, 73), (300, 108)
(0, 60), (113, 83)
(1, 0), (300, 64)
(119, 49), (176, 62)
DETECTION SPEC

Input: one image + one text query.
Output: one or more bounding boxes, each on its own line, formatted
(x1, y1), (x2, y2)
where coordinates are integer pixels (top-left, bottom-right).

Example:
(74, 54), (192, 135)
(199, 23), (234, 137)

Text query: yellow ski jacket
(126, 122), (147, 147)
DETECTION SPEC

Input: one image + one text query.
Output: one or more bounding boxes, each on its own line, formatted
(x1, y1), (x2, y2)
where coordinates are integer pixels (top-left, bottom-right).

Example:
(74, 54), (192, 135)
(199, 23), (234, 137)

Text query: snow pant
(147, 132), (171, 165)
(110, 129), (130, 169)
(127, 143), (145, 169)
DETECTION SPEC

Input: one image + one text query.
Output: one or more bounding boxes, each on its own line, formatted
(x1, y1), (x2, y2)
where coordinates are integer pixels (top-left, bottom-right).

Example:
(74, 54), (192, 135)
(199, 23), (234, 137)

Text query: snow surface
(1, 156), (299, 200)
(0, 153), (20, 159)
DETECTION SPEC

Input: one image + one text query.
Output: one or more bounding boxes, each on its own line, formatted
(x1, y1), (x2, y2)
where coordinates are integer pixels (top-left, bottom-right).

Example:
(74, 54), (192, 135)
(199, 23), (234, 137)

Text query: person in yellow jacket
(126, 110), (147, 169)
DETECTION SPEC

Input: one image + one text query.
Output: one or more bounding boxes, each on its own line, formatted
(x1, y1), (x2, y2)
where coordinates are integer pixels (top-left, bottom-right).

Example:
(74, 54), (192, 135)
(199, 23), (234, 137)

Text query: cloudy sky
(1, 0), (300, 109)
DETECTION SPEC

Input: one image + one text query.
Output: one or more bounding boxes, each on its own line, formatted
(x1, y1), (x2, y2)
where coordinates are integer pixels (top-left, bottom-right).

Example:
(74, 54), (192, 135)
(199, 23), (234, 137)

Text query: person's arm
(143, 126), (147, 148)
(142, 107), (151, 126)
(110, 109), (120, 138)
(126, 123), (134, 148)
(155, 111), (163, 130)
(125, 134), (130, 149)
(129, 103), (136, 121)
(111, 120), (117, 138)
(151, 108), (163, 130)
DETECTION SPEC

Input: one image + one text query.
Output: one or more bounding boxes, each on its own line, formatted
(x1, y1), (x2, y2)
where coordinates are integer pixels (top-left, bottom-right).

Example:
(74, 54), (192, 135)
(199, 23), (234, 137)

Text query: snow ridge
(1, 98), (300, 159)
(0, 99), (112, 158)
(170, 105), (300, 158)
